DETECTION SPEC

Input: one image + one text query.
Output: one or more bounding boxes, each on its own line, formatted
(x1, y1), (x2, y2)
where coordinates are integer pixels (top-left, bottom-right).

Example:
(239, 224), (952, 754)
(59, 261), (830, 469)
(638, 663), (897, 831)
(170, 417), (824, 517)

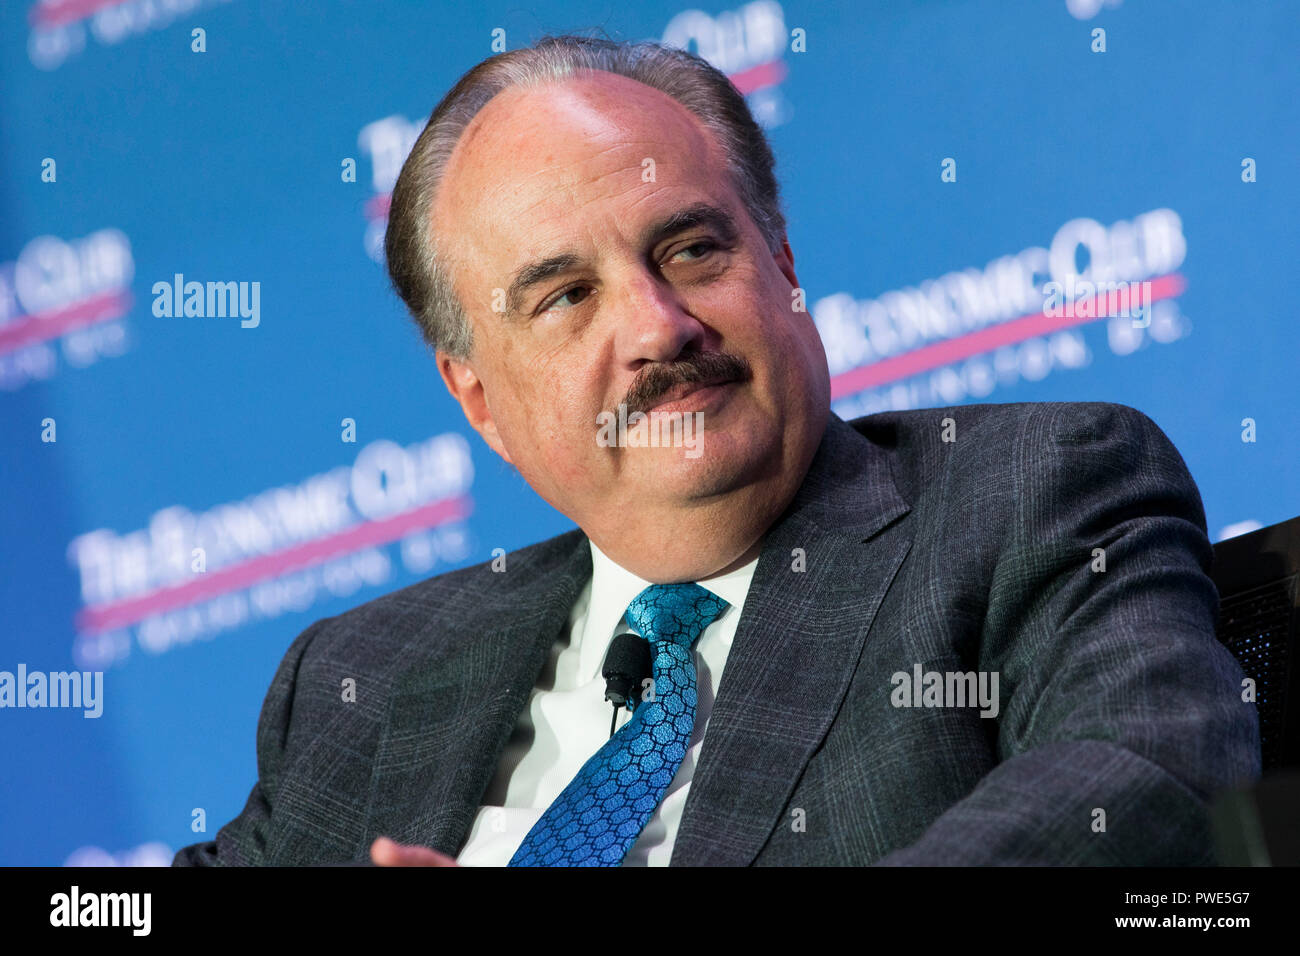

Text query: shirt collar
(579, 538), (759, 683)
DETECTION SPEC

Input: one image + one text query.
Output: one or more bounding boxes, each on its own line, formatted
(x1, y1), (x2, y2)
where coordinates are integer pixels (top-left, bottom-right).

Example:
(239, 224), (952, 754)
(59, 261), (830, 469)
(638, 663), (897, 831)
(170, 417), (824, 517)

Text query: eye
(541, 285), (593, 313)
(668, 240), (717, 263)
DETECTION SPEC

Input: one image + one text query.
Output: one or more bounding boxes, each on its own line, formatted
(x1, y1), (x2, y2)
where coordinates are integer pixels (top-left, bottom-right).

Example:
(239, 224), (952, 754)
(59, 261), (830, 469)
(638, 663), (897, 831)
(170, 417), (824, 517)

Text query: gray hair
(384, 33), (787, 359)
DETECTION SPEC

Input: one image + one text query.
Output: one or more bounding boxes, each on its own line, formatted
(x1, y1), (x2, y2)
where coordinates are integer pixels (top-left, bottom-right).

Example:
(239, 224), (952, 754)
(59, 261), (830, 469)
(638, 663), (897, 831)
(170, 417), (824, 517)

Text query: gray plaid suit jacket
(173, 401), (1260, 866)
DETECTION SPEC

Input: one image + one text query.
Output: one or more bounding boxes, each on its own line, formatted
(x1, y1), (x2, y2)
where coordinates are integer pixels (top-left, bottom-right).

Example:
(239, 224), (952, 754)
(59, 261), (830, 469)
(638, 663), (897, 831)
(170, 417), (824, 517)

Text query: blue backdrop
(2, 0), (1296, 865)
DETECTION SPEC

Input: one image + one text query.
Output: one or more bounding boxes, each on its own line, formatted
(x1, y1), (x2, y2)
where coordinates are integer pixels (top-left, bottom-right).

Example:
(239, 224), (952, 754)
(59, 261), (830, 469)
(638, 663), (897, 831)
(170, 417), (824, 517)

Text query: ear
(774, 235), (799, 290)
(436, 351), (514, 465)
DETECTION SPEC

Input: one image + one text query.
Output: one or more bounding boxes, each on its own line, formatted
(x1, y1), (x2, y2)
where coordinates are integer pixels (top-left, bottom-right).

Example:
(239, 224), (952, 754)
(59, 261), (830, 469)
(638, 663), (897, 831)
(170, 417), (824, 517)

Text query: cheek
(510, 422), (598, 498)
(498, 371), (603, 481)
(708, 260), (787, 331)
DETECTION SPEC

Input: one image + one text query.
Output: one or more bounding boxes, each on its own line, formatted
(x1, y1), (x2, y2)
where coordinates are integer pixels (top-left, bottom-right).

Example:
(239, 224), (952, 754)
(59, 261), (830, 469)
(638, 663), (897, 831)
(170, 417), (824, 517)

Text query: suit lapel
(671, 413), (913, 865)
(364, 413), (910, 865)
(364, 532), (592, 856)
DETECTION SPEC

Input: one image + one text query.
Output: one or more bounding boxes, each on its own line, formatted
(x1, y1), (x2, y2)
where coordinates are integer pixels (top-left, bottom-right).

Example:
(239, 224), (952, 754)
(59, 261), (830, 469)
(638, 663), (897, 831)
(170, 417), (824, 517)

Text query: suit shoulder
(843, 400), (1171, 495)
(848, 400), (1164, 452)
(286, 526), (587, 658)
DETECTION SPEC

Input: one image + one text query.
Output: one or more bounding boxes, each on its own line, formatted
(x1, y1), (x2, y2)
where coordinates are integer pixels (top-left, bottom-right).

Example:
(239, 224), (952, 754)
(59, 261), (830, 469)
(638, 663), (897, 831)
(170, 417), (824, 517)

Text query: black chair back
(1210, 515), (1300, 770)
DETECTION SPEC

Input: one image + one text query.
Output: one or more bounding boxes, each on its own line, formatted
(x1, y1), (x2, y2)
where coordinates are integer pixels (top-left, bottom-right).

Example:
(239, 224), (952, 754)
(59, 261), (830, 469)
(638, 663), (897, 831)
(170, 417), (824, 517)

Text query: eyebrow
(503, 202), (740, 317)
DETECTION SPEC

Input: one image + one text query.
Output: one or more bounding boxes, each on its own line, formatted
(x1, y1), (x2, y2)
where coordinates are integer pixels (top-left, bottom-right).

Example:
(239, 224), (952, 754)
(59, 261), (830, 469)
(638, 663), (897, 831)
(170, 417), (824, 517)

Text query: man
(174, 35), (1259, 867)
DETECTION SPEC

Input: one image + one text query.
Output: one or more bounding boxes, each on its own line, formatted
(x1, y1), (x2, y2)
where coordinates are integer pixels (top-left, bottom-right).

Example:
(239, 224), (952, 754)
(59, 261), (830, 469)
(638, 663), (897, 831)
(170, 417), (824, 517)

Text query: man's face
(432, 71), (830, 538)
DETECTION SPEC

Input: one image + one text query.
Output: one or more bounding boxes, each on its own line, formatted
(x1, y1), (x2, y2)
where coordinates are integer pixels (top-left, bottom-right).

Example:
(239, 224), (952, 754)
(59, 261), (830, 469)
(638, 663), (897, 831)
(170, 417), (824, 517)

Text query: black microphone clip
(602, 632), (652, 714)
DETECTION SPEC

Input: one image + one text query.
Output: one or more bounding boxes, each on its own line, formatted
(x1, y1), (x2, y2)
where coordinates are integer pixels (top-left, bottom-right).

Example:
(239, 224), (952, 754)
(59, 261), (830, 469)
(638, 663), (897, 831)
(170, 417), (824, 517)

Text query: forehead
(431, 71), (736, 279)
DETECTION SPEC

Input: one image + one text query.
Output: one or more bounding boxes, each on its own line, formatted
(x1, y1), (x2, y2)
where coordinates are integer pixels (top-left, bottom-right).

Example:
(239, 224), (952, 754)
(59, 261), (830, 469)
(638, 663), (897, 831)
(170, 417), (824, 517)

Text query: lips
(643, 377), (737, 414)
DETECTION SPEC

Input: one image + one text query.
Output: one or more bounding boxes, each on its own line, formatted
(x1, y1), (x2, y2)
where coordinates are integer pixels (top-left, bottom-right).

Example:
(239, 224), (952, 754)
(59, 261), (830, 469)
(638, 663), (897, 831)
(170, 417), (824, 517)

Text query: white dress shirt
(455, 539), (758, 866)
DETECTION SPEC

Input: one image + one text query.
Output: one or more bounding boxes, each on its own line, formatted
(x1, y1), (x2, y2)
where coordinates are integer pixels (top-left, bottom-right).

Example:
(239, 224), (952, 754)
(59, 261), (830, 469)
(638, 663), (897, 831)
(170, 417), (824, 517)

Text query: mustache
(621, 351), (751, 416)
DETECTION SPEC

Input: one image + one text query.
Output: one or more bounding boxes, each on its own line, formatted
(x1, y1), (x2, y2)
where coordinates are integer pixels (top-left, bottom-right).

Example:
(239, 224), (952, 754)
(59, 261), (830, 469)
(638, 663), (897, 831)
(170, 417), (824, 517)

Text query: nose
(611, 268), (708, 366)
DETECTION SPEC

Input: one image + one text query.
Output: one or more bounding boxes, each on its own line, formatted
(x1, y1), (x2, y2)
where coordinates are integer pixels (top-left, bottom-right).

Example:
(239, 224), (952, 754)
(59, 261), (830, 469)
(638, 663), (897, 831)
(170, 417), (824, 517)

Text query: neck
(591, 497), (774, 582)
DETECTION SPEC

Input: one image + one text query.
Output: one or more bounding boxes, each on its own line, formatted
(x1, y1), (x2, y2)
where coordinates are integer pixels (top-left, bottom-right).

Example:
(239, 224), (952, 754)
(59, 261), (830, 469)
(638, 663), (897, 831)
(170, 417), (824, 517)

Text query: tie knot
(624, 582), (729, 649)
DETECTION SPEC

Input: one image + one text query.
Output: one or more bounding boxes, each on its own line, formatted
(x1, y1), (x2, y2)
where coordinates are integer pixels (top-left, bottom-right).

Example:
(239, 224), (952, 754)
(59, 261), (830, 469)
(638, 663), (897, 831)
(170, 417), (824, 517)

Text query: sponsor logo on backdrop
(662, 1), (793, 128)
(1217, 519), (1264, 543)
(66, 432), (475, 668)
(817, 208), (1191, 418)
(64, 842), (173, 867)
(1066, 0), (1123, 20)
(355, 1), (793, 263)
(357, 114), (425, 263)
(0, 228), (135, 391)
(27, 0), (234, 71)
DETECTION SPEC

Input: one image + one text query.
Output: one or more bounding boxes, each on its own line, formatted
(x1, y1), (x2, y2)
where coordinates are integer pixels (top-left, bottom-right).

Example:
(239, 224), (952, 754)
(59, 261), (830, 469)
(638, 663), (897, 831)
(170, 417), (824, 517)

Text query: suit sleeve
(874, 403), (1261, 865)
(171, 616), (327, 866)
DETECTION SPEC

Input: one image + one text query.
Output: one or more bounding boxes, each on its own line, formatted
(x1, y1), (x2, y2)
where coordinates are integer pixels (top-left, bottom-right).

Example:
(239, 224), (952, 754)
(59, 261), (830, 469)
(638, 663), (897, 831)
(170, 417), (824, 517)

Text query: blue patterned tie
(508, 582), (729, 866)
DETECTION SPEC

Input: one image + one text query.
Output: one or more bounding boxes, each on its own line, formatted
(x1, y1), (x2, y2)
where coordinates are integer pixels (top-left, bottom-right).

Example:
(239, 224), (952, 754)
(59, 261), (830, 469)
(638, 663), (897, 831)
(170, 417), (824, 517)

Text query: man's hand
(369, 836), (460, 866)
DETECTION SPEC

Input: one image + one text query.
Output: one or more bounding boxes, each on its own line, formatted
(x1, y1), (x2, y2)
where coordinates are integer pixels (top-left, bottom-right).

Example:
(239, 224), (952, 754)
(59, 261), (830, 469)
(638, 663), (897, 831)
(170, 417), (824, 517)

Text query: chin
(637, 439), (766, 500)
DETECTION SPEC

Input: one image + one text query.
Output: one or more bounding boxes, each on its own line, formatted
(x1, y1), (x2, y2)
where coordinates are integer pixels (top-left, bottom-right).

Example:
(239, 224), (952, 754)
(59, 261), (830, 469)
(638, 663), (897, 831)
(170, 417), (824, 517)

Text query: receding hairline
(426, 68), (740, 322)
(452, 66), (722, 166)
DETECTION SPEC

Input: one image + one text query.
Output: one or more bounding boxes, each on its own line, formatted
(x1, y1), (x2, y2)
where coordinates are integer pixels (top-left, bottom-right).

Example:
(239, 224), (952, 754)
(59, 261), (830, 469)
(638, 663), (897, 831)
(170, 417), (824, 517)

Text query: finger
(369, 836), (459, 867)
